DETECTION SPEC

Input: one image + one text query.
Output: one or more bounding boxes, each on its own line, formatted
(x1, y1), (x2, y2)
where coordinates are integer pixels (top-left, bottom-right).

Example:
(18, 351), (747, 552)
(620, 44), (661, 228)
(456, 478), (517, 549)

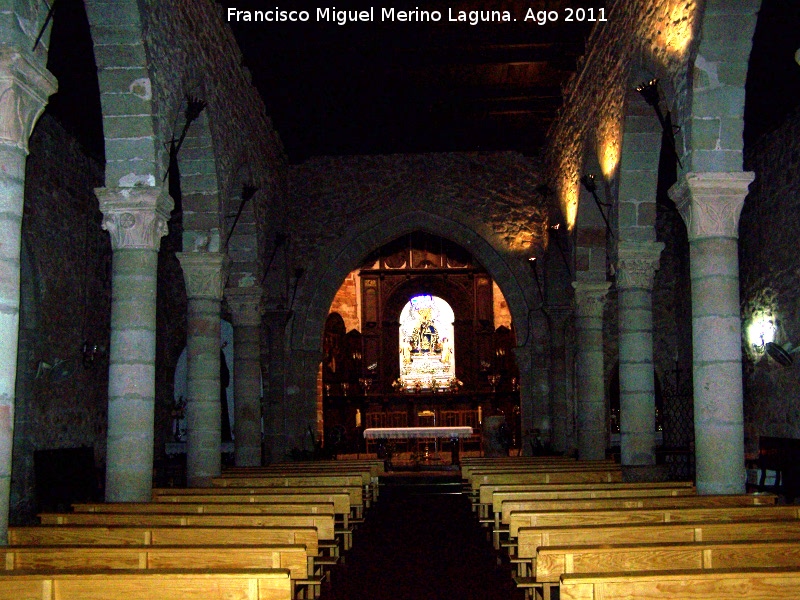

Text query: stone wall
(546, 0), (701, 226)
(13, 114), (108, 523)
(740, 106), (800, 454)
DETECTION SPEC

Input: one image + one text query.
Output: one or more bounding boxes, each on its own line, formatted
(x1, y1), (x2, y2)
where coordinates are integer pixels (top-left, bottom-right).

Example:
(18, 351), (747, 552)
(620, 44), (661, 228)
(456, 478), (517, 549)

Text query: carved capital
(97, 186), (174, 251)
(669, 171), (755, 241)
(616, 241), (665, 290)
(178, 252), (230, 301)
(0, 49), (57, 152)
(572, 281), (611, 318)
(225, 286), (263, 327)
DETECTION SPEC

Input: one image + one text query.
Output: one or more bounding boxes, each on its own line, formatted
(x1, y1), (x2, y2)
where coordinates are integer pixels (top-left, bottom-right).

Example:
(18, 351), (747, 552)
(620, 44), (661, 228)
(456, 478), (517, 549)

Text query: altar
(364, 426), (473, 465)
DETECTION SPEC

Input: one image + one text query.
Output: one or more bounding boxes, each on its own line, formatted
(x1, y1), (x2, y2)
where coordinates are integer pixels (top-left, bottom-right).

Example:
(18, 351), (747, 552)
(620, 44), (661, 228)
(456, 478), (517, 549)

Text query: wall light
(747, 311), (776, 354)
(635, 79), (683, 169)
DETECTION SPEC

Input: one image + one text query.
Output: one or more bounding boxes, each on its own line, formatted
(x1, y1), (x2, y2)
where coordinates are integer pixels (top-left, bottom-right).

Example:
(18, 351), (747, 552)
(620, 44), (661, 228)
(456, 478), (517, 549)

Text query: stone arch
(686, 0), (763, 173)
(83, 0), (160, 188)
(172, 91), (223, 250)
(291, 209), (536, 354)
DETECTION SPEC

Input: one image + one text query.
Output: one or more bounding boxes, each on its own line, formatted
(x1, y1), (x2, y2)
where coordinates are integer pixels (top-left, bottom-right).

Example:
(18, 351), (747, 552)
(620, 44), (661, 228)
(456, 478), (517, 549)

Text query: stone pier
(616, 241), (664, 469)
(0, 50), (55, 534)
(99, 186), (172, 501)
(225, 286), (263, 466)
(178, 252), (229, 486)
(572, 281), (611, 460)
(671, 171), (754, 494)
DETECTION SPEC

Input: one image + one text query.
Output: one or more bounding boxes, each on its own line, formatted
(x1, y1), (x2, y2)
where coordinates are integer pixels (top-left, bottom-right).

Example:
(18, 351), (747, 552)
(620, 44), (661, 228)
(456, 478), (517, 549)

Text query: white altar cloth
(363, 426), (472, 439)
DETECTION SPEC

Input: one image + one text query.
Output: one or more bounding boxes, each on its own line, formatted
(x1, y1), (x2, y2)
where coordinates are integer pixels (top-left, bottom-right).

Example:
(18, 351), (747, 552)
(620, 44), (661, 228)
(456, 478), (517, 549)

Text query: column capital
(177, 252), (230, 300)
(616, 240), (665, 290)
(572, 281), (611, 318)
(0, 49), (57, 152)
(225, 286), (263, 327)
(669, 171), (755, 241)
(97, 186), (173, 251)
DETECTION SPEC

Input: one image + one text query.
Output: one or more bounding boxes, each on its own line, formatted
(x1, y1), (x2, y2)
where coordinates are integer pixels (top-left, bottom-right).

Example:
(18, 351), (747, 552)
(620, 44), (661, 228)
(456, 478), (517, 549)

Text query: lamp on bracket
(765, 341), (800, 367)
(580, 173), (615, 239)
(635, 78), (683, 169)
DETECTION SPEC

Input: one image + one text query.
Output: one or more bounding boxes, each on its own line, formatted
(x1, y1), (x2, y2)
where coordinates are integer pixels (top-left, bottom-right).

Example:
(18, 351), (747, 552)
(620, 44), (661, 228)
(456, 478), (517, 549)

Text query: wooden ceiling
(223, 0), (604, 162)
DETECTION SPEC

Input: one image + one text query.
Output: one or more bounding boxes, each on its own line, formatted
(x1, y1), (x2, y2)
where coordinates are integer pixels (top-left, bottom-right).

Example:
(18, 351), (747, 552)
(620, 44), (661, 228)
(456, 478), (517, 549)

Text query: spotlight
(636, 78), (661, 107)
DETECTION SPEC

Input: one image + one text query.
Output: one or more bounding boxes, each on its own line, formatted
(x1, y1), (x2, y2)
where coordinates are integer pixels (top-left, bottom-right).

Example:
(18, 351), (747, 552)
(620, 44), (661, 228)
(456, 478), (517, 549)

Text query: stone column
(98, 186), (172, 501)
(0, 50), (55, 537)
(572, 281), (611, 460)
(616, 241), (664, 469)
(548, 307), (572, 454)
(177, 252), (230, 486)
(262, 309), (288, 463)
(670, 171), (754, 494)
(225, 287), (263, 467)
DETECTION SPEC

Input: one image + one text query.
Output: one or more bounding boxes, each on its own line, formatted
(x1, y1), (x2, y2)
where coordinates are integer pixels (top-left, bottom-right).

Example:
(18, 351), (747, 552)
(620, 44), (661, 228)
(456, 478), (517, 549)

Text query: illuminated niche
(398, 295), (455, 390)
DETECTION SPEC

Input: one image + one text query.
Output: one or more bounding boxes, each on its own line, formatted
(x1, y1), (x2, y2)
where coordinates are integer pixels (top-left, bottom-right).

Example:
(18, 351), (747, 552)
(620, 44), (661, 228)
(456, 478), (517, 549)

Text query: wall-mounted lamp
(635, 78), (683, 169)
(528, 257), (545, 304)
(225, 185), (259, 248)
(765, 341), (800, 367)
(580, 173), (614, 239)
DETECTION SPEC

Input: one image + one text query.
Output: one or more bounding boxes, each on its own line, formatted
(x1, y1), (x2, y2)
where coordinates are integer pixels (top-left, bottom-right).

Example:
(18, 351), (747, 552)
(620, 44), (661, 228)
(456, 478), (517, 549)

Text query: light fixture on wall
(765, 341), (800, 367)
(579, 173), (614, 239)
(635, 78), (683, 169)
(225, 185), (259, 248)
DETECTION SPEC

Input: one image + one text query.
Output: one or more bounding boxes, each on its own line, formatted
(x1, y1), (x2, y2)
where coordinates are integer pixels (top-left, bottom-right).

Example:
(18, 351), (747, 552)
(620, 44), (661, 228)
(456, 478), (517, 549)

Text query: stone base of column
(621, 463), (670, 483)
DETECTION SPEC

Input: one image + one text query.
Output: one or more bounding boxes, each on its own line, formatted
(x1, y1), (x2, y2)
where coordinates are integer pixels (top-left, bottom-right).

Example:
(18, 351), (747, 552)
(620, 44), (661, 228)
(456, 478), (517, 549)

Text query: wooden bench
(0, 544), (320, 598)
(478, 480), (694, 520)
(0, 569), (292, 600)
(517, 518), (800, 569)
(537, 538), (800, 583)
(37, 511), (344, 548)
(508, 504), (800, 539)
(154, 485), (364, 520)
(220, 466), (378, 504)
(485, 483), (696, 528)
(494, 494), (774, 551)
(467, 469), (623, 501)
(559, 567), (800, 600)
(8, 525), (335, 582)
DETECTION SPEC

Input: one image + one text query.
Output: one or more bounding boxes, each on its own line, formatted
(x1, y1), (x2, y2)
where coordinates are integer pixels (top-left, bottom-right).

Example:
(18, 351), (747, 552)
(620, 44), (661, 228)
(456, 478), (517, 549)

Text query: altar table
(363, 427), (473, 465)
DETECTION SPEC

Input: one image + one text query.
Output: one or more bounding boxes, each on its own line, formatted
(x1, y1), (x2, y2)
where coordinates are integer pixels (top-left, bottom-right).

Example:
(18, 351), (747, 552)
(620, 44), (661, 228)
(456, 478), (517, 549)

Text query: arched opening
(320, 232), (521, 459)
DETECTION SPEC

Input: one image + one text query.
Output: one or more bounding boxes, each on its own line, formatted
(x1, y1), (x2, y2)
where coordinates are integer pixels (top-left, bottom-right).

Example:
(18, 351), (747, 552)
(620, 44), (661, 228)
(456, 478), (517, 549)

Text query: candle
(355, 409), (361, 428)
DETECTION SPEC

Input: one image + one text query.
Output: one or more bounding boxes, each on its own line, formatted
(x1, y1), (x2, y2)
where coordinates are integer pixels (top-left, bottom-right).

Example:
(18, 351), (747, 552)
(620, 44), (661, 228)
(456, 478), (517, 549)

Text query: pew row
(496, 494), (774, 550)
(559, 567), (800, 600)
(8, 525), (335, 581)
(0, 569), (292, 600)
(536, 538), (800, 583)
(478, 480), (694, 520)
(0, 544), (321, 598)
(154, 486), (364, 520)
(508, 503), (800, 539)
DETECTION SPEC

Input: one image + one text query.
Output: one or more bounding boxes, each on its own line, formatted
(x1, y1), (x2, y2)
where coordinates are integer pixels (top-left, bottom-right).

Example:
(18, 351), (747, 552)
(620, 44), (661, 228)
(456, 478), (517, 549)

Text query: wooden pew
(467, 469), (623, 500)
(536, 538), (800, 583)
(221, 465), (379, 504)
(37, 512), (340, 547)
(559, 567), (800, 600)
(495, 494), (773, 551)
(478, 480), (694, 520)
(0, 569), (292, 600)
(485, 483), (696, 528)
(517, 518), (800, 570)
(8, 525), (332, 581)
(155, 485), (365, 519)
(0, 544), (319, 598)
(508, 503), (800, 539)
(501, 493), (773, 534)
(70, 500), (352, 550)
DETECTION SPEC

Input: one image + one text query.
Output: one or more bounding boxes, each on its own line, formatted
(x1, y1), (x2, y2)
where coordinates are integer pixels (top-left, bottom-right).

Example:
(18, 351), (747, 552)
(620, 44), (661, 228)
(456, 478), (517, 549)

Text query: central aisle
(322, 473), (523, 600)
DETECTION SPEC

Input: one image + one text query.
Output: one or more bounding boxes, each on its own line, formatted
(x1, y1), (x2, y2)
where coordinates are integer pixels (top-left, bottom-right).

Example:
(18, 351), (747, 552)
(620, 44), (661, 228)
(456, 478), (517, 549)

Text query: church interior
(1, 0), (800, 596)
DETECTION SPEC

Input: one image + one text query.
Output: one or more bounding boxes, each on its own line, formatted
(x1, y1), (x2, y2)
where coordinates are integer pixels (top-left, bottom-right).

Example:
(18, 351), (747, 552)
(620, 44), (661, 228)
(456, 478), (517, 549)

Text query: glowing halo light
(747, 311), (777, 353)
